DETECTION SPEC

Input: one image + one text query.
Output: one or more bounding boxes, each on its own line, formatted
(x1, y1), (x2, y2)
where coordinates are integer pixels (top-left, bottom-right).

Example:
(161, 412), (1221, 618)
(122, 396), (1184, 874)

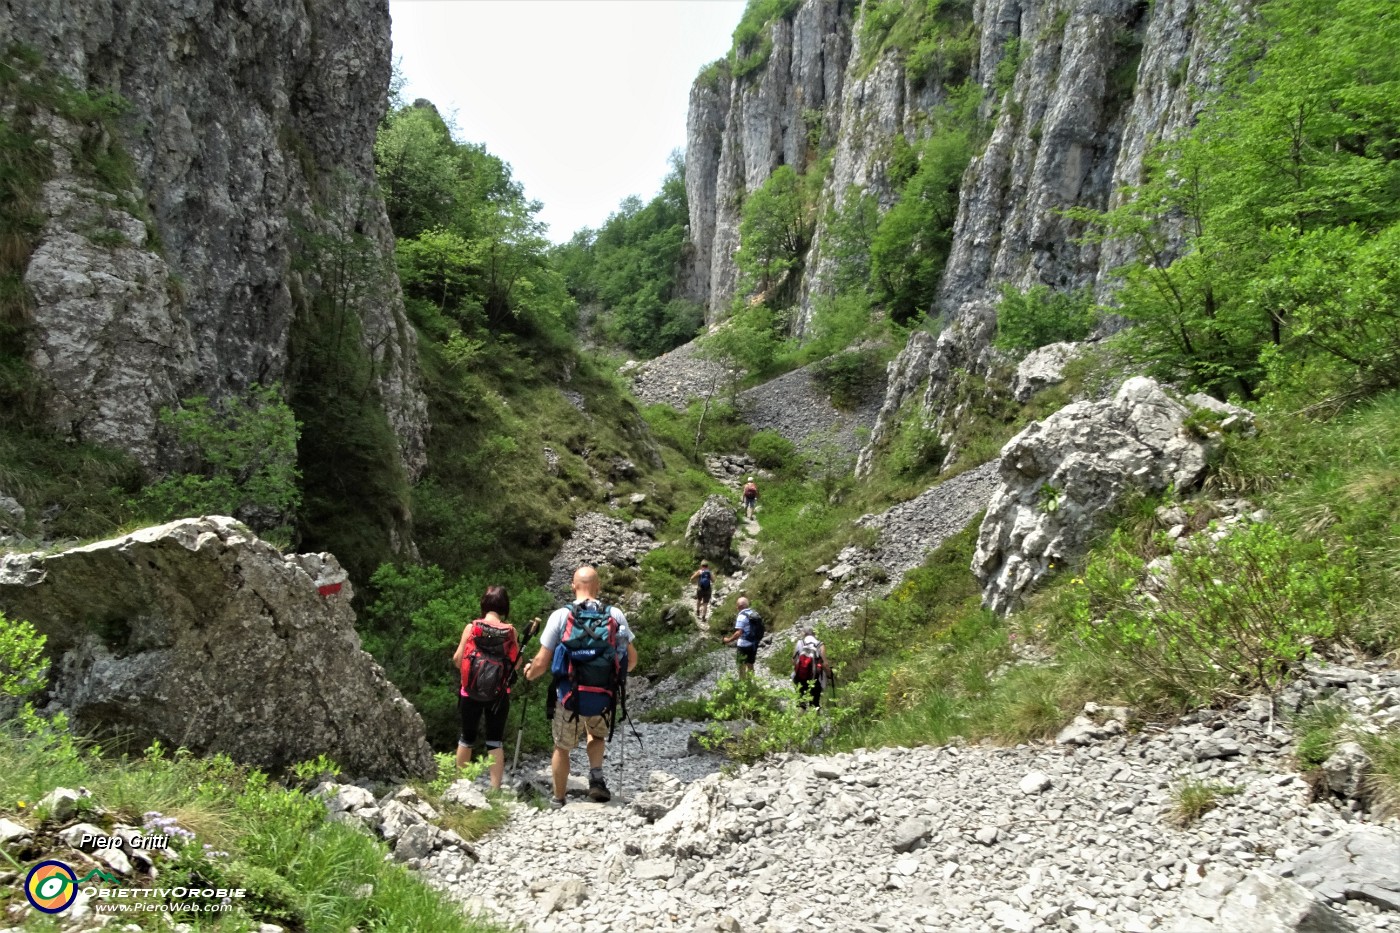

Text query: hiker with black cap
(523, 565), (637, 809)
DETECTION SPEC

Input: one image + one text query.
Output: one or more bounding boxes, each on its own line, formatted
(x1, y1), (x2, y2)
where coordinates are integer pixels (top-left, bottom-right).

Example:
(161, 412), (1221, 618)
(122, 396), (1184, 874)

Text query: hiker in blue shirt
(721, 596), (763, 679)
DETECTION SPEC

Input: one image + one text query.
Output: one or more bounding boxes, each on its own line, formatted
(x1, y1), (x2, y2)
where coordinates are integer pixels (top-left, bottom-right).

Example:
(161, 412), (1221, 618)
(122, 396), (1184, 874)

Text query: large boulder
(1208, 871), (1356, 932)
(973, 378), (1245, 613)
(0, 517), (433, 780)
(1283, 830), (1400, 911)
(1012, 341), (1084, 402)
(685, 495), (738, 565)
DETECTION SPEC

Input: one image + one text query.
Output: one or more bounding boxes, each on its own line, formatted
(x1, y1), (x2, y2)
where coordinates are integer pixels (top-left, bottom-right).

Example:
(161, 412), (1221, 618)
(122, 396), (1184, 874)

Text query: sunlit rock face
(0, 517), (435, 779)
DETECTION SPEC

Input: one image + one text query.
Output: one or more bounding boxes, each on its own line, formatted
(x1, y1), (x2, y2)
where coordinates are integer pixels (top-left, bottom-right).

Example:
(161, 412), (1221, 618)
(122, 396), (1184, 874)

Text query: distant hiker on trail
(523, 565), (638, 809)
(792, 627), (828, 709)
(452, 584), (525, 790)
(689, 559), (714, 623)
(742, 476), (759, 520)
(722, 596), (764, 678)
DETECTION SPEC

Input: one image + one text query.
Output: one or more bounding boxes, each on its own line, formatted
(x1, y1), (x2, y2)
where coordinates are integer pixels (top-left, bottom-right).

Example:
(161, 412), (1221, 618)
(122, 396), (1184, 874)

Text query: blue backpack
(739, 608), (765, 644)
(698, 568), (713, 588)
(551, 601), (624, 726)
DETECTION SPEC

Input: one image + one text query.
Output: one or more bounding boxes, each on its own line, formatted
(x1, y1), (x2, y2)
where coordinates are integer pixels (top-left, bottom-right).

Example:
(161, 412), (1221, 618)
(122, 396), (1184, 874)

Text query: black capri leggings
(458, 694), (511, 749)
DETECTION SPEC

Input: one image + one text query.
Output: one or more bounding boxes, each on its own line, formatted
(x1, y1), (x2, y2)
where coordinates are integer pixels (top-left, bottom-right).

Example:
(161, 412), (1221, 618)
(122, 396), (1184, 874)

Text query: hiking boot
(587, 777), (611, 802)
(549, 796), (566, 810)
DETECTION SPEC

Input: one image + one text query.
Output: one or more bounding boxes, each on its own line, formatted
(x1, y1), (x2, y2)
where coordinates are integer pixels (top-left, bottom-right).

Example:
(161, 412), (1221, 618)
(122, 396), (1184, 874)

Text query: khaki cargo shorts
(552, 712), (609, 750)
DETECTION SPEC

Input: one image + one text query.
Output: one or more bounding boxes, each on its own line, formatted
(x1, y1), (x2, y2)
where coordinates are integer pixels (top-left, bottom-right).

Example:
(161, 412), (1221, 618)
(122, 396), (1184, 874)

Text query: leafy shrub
(140, 385), (301, 537)
(701, 303), (787, 378)
(993, 37), (1024, 96)
(811, 349), (882, 410)
(698, 674), (839, 763)
(749, 429), (797, 470)
(1067, 523), (1361, 706)
(886, 409), (946, 477)
(993, 285), (1096, 353)
(288, 754), (341, 788)
(0, 612), (47, 699)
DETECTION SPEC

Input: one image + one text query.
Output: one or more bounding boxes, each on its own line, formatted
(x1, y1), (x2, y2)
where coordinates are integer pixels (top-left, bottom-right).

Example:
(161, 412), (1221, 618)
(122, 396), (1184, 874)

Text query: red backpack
(794, 641), (823, 682)
(461, 619), (515, 703)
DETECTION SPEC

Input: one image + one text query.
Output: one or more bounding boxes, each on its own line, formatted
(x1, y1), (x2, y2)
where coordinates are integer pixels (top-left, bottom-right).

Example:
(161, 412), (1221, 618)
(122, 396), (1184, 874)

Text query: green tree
(397, 227), (477, 318)
(870, 129), (971, 324)
(374, 104), (460, 239)
(376, 103), (572, 340)
(555, 155), (700, 357)
(736, 165), (813, 302)
(141, 385), (302, 534)
(823, 190), (879, 294)
(1084, 0), (1400, 400)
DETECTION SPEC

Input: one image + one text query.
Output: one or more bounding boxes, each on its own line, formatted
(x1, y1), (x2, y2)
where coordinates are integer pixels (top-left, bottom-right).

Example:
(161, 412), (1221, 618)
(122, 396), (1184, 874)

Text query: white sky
(389, 0), (746, 243)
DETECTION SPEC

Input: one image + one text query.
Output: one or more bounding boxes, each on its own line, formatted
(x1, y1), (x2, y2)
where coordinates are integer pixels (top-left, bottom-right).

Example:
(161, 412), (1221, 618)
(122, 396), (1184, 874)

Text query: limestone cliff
(857, 0), (1238, 472)
(0, 0), (427, 479)
(681, 0), (1237, 469)
(682, 0), (856, 321)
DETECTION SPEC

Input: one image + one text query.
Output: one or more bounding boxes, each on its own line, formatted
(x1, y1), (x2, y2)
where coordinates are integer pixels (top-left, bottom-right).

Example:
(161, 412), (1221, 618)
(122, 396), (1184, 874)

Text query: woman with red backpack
(792, 627), (827, 709)
(742, 476), (759, 520)
(451, 584), (525, 789)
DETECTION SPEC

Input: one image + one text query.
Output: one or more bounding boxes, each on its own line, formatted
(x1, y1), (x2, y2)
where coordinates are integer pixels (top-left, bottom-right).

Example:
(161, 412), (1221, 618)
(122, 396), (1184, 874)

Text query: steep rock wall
(797, 22), (948, 332)
(683, 0), (856, 322)
(859, 0), (1238, 472)
(680, 0), (1236, 472)
(0, 0), (427, 477)
(936, 0), (1235, 318)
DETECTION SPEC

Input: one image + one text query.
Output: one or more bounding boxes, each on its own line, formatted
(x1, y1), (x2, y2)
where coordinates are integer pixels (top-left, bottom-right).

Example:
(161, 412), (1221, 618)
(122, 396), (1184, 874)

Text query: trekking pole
(512, 689), (531, 776)
(510, 618), (542, 777)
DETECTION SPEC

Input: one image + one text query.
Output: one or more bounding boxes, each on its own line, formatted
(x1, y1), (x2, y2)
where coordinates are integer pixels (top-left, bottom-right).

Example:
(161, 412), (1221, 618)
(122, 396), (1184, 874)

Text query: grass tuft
(1169, 778), (1241, 826)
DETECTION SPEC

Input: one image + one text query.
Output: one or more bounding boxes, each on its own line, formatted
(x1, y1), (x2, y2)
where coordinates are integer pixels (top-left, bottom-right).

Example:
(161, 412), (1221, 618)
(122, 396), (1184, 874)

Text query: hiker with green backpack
(452, 584), (531, 790)
(722, 595), (764, 679)
(523, 565), (638, 809)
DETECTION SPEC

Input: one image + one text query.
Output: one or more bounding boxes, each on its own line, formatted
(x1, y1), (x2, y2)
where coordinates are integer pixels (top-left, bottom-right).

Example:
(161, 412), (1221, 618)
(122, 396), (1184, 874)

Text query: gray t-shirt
(540, 600), (634, 651)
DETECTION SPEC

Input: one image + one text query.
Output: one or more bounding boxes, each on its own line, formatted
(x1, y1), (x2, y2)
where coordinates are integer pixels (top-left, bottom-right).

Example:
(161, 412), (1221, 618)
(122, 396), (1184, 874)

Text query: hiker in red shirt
(452, 585), (524, 789)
